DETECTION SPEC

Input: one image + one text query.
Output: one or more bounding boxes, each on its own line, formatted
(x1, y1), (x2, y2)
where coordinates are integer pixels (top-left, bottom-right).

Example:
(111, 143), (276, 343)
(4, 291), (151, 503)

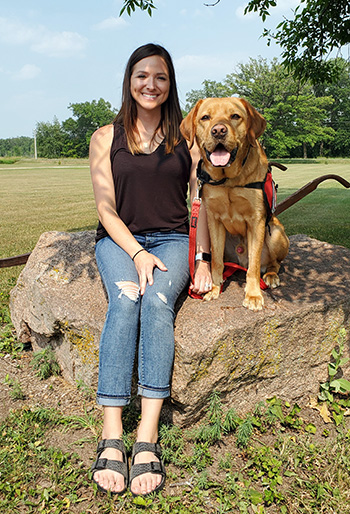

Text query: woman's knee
(107, 280), (141, 314)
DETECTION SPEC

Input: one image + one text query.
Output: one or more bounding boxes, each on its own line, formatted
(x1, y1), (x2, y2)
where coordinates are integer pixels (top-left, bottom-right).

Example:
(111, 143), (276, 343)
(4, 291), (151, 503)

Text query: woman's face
(130, 55), (170, 113)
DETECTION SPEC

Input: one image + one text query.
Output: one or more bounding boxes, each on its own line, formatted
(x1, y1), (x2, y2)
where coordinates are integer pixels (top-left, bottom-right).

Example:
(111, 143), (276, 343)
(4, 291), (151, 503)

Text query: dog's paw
(243, 293), (264, 311)
(203, 285), (221, 301)
(262, 272), (280, 289)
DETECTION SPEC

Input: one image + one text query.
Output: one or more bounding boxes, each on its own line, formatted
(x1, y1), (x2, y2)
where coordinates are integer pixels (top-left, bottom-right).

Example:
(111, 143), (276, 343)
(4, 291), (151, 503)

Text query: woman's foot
(91, 439), (128, 494)
(130, 442), (166, 496)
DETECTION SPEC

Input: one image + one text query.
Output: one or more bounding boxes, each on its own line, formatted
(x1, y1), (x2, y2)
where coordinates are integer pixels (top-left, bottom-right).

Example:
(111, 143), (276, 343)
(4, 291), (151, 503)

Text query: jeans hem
(96, 395), (131, 407)
(138, 385), (170, 399)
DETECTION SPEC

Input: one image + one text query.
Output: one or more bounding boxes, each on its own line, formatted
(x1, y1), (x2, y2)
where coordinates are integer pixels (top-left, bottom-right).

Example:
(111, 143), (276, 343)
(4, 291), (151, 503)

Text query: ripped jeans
(95, 232), (190, 407)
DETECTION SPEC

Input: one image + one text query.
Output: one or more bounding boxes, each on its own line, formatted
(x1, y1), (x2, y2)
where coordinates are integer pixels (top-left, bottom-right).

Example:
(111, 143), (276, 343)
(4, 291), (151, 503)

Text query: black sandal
(130, 442), (166, 497)
(91, 439), (129, 495)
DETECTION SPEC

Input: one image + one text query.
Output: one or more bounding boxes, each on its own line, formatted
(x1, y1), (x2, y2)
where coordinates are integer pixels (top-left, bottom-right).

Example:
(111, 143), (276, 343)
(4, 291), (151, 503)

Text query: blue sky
(0, 0), (299, 139)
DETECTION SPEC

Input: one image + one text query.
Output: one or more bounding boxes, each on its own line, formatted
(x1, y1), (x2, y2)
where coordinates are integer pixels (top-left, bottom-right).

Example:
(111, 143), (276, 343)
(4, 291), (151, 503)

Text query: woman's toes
(131, 477), (141, 495)
(94, 469), (124, 493)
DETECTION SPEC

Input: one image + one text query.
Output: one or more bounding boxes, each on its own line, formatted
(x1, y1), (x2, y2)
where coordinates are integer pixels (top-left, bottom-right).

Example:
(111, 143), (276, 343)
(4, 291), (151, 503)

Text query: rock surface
(10, 231), (350, 426)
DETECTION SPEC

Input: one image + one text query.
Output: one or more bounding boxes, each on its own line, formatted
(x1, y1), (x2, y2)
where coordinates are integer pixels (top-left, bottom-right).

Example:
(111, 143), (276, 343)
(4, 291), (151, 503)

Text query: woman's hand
(190, 260), (212, 295)
(133, 250), (168, 295)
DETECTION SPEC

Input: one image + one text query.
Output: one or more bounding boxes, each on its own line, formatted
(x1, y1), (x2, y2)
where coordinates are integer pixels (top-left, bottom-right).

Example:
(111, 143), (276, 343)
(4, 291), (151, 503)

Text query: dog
(181, 97), (289, 311)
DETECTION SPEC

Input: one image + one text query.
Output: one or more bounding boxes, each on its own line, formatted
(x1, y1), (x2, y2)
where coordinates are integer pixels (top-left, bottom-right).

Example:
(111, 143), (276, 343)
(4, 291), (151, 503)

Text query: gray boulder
(10, 231), (350, 426)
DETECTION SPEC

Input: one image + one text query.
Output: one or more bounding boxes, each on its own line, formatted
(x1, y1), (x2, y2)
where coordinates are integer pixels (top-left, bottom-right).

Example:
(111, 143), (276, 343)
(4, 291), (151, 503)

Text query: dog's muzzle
(205, 144), (238, 168)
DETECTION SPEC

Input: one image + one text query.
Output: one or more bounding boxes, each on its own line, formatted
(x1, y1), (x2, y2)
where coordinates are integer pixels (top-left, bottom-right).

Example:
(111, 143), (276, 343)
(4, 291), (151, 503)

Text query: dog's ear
(180, 99), (204, 148)
(240, 98), (266, 147)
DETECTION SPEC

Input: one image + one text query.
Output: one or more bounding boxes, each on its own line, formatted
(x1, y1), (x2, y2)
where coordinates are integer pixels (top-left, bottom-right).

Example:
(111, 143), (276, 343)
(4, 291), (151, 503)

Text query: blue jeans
(95, 232), (190, 406)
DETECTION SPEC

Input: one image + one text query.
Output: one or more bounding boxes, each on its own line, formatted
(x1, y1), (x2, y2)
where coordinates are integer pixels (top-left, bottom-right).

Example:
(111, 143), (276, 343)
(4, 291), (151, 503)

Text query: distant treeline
(0, 136), (34, 157)
(0, 98), (117, 160)
(1, 58), (350, 159)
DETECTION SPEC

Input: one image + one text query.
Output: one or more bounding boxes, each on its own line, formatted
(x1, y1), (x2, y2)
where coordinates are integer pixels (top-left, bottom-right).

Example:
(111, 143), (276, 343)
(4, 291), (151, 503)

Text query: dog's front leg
(203, 214), (226, 301)
(243, 219), (265, 311)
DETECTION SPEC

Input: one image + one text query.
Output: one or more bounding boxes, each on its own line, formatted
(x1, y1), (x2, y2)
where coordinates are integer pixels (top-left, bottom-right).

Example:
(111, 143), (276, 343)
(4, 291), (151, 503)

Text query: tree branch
(204, 0), (221, 6)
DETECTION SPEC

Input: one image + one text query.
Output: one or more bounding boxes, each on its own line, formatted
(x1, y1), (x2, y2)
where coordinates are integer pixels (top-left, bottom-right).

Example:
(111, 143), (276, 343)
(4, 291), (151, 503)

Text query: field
(0, 158), (350, 513)
(1, 157), (349, 295)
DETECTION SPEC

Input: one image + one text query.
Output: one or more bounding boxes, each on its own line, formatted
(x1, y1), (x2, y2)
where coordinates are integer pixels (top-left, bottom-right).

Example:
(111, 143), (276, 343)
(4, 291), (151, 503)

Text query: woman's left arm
(189, 142), (213, 294)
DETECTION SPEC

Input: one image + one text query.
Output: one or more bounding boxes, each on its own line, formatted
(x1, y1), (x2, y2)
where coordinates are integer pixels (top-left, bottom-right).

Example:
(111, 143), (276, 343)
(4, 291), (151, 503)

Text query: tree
(185, 79), (232, 112)
(264, 94), (335, 158)
(120, 0), (350, 83)
(62, 99), (117, 158)
(35, 117), (66, 158)
(314, 58), (350, 156)
(252, 0), (350, 83)
(34, 99), (117, 158)
(0, 136), (34, 157)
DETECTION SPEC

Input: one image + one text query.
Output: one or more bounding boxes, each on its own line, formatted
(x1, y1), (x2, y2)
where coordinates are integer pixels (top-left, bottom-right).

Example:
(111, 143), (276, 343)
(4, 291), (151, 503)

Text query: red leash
(188, 198), (203, 299)
(188, 198), (268, 299)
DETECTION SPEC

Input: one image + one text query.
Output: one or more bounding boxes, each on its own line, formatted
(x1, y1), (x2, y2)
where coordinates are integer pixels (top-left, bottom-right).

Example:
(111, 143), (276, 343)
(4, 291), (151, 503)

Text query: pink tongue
(210, 147), (231, 167)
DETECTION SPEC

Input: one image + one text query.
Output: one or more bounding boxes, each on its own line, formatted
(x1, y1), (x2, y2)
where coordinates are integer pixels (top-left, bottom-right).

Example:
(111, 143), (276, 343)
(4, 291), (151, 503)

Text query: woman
(90, 43), (211, 497)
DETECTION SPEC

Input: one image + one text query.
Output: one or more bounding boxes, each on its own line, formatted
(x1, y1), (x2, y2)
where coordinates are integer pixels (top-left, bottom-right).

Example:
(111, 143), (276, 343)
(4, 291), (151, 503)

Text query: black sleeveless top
(95, 123), (192, 242)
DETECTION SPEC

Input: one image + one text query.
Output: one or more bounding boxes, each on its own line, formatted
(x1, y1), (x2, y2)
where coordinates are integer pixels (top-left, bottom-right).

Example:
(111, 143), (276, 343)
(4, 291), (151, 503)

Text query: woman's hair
(115, 43), (183, 154)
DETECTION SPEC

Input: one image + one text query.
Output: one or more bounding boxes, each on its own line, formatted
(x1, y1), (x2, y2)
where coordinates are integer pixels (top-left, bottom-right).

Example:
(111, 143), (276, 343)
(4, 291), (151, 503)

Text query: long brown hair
(115, 44), (182, 154)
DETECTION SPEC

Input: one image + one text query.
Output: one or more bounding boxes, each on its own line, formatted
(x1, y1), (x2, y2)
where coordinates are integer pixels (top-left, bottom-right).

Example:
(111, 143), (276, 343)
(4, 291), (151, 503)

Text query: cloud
(0, 17), (37, 45)
(175, 54), (236, 81)
(14, 64), (41, 80)
(94, 16), (128, 30)
(31, 31), (87, 57)
(0, 16), (87, 57)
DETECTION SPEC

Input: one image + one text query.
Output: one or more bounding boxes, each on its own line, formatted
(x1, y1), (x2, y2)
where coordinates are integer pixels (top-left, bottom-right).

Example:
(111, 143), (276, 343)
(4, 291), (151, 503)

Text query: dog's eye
(200, 115), (210, 121)
(231, 114), (240, 120)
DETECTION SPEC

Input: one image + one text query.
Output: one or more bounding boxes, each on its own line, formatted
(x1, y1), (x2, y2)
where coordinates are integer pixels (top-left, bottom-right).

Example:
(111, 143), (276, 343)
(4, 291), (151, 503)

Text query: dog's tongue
(210, 147), (231, 167)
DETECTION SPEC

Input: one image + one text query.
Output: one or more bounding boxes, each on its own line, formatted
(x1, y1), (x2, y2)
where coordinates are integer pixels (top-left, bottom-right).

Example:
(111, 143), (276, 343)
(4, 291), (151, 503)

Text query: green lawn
(273, 158), (350, 249)
(0, 158), (96, 298)
(1, 157), (349, 298)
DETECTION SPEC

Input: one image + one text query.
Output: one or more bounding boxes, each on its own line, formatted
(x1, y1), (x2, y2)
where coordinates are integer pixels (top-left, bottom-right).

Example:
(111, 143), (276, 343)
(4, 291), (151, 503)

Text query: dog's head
(180, 97), (266, 168)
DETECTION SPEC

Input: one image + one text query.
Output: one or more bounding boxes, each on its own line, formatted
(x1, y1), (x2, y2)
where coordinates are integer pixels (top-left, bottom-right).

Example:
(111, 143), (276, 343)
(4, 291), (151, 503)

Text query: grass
(1, 157), (349, 298)
(272, 158), (350, 248)
(0, 157), (350, 512)
(0, 158), (96, 297)
(30, 348), (61, 380)
(0, 387), (350, 512)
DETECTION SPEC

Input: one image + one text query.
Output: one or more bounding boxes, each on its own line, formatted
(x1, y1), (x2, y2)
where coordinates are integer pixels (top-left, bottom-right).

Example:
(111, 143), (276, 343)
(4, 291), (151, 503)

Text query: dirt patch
(0, 351), (97, 421)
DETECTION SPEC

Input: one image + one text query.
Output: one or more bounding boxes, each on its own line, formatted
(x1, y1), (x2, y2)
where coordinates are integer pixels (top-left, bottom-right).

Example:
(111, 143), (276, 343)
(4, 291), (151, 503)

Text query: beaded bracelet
(132, 248), (146, 261)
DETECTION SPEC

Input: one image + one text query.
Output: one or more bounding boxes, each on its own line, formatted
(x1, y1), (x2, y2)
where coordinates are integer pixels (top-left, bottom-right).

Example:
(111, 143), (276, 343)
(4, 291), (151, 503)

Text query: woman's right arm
(89, 125), (167, 294)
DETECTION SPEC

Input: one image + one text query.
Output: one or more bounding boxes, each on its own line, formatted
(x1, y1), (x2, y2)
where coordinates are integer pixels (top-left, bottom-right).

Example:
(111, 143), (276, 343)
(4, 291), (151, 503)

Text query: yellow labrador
(181, 97), (289, 311)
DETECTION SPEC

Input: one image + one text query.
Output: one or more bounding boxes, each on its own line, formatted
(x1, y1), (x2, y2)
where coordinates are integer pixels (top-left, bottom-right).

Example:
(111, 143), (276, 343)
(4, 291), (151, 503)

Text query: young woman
(89, 43), (211, 497)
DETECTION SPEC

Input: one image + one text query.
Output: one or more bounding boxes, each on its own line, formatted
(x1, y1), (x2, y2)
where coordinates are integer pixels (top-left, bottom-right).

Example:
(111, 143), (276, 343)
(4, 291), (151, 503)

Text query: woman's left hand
(190, 260), (212, 295)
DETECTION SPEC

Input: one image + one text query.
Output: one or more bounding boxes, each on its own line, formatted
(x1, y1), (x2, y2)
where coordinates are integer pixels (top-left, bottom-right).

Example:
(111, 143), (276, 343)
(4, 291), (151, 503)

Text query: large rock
(10, 231), (105, 388)
(10, 231), (350, 426)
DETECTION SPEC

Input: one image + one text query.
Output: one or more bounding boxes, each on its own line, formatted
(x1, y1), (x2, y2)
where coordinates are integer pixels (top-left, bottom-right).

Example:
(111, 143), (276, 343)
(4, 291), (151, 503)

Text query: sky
(0, 0), (300, 139)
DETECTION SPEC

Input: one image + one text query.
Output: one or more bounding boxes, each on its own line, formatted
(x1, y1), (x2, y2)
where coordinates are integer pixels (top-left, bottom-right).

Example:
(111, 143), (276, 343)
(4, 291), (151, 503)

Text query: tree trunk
(320, 141), (324, 157)
(303, 142), (307, 159)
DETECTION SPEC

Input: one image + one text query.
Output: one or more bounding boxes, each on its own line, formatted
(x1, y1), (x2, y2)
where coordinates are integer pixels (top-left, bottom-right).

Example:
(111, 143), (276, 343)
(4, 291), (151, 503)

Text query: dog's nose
(211, 124), (227, 138)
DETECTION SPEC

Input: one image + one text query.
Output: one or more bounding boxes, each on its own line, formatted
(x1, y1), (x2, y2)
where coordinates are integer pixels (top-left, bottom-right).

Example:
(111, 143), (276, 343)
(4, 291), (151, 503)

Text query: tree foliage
(35, 99), (117, 159)
(35, 117), (66, 159)
(0, 137), (34, 157)
(253, 0), (350, 83)
(62, 99), (117, 158)
(120, 0), (350, 84)
(314, 58), (350, 156)
(120, 0), (156, 17)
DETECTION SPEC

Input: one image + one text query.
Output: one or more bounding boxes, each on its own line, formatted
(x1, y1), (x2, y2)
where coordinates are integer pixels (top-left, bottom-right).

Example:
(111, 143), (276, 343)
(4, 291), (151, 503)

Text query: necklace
(139, 130), (162, 153)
